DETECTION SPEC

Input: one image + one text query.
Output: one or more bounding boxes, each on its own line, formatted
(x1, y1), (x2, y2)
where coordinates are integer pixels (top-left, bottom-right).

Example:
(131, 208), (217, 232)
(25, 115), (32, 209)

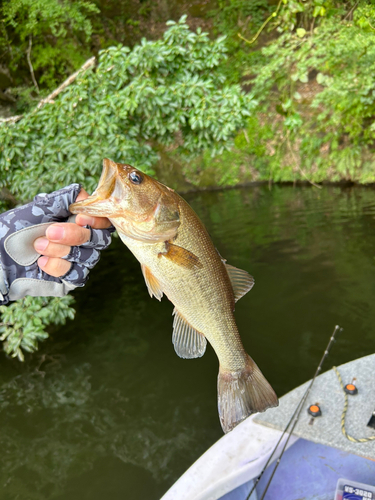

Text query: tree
(0, 17), (255, 360)
(0, 0), (98, 94)
(239, 0), (375, 184)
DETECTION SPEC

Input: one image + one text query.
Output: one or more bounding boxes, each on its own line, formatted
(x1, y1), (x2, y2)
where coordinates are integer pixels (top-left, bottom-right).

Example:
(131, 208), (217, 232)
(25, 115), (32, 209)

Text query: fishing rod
(246, 324), (342, 500)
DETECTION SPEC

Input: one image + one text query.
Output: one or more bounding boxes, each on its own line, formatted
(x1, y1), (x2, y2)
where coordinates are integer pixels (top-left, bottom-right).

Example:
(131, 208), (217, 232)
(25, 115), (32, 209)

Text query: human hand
(33, 189), (112, 278)
(0, 184), (114, 304)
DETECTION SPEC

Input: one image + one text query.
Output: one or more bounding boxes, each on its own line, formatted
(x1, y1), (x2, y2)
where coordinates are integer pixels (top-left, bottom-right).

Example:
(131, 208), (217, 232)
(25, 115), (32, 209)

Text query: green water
(1, 185), (375, 500)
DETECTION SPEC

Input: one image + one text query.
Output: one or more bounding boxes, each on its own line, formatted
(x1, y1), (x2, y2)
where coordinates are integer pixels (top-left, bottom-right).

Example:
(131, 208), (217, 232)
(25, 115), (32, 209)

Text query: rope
(333, 366), (375, 443)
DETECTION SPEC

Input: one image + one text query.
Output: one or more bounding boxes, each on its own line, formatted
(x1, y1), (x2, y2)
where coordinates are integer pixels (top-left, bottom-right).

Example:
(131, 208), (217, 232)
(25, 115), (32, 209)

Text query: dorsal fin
(141, 264), (163, 301)
(172, 308), (207, 359)
(225, 263), (254, 302)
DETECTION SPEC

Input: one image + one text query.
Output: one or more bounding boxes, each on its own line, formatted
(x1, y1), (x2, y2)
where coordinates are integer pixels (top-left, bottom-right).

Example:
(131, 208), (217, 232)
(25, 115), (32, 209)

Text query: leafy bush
(0, 17), (255, 359)
(0, 17), (255, 201)
(0, 296), (75, 361)
(1, 0), (98, 94)
(226, 0), (375, 184)
(207, 0), (272, 83)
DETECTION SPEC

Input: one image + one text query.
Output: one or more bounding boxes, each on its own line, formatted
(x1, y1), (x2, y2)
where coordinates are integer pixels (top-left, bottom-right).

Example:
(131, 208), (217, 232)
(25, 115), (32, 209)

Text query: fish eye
(129, 171), (143, 185)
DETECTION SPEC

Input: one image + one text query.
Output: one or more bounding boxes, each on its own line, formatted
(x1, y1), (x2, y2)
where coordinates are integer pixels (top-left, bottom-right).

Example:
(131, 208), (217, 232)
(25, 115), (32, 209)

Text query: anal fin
(172, 308), (207, 359)
(225, 263), (254, 302)
(141, 264), (163, 301)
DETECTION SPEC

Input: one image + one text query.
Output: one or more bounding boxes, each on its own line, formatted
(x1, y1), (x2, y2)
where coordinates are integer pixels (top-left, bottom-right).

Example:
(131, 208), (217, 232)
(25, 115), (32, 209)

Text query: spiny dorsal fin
(158, 242), (202, 270)
(225, 263), (254, 302)
(172, 308), (207, 359)
(141, 264), (163, 301)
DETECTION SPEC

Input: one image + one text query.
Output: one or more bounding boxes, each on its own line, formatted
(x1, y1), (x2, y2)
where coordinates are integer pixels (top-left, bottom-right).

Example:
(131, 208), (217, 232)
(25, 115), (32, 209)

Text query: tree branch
(36, 56), (96, 109)
(0, 56), (96, 124)
(237, 0), (283, 46)
(26, 36), (39, 94)
(344, 0), (360, 21)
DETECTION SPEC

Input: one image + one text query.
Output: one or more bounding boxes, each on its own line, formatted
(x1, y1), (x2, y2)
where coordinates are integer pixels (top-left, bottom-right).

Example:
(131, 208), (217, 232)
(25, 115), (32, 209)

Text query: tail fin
(217, 355), (278, 433)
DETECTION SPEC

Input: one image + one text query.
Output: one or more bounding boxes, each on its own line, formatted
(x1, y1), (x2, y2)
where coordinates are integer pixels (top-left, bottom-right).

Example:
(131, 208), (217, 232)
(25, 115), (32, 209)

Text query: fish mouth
(69, 158), (121, 217)
(93, 157), (118, 197)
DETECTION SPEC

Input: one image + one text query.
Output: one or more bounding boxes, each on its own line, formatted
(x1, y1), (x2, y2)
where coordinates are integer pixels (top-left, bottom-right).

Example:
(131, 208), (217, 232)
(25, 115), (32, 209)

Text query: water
(1, 184), (375, 500)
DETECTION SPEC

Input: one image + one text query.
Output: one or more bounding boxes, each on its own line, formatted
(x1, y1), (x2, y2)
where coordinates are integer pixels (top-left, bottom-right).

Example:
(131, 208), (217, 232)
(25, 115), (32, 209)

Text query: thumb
(33, 184), (82, 223)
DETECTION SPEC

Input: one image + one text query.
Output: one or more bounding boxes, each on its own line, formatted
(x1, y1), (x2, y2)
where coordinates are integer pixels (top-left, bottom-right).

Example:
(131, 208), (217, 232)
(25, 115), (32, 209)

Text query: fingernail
(76, 215), (96, 227)
(47, 225), (65, 241)
(34, 237), (49, 252)
(38, 256), (49, 268)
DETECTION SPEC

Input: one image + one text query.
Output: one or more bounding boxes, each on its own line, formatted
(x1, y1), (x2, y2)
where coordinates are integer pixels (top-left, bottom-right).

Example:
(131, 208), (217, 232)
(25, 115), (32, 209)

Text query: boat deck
(220, 437), (375, 500)
(161, 354), (375, 500)
(255, 354), (375, 460)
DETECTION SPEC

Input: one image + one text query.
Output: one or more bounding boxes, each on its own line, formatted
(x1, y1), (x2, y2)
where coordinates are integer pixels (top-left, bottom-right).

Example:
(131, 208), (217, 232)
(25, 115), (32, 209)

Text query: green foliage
(208, 0), (272, 83)
(3, 0), (97, 39)
(0, 200), (9, 213)
(272, 0), (344, 33)
(0, 17), (254, 202)
(1, 0), (98, 93)
(183, 115), (273, 186)
(211, 0), (271, 39)
(232, 0), (375, 183)
(0, 17), (254, 359)
(0, 296), (75, 361)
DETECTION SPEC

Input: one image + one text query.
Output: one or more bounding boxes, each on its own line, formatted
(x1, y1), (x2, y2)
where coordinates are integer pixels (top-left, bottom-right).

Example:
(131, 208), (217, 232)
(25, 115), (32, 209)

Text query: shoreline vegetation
(1, 1), (375, 196)
(1, 0), (375, 358)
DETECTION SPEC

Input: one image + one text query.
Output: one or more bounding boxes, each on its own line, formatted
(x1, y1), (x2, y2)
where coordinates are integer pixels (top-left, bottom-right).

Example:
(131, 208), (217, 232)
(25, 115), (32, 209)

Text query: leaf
(313, 5), (322, 17)
(0, 18), (256, 359)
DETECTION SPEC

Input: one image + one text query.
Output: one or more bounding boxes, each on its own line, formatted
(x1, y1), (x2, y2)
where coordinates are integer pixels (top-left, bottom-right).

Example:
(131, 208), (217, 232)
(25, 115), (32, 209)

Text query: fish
(69, 158), (278, 432)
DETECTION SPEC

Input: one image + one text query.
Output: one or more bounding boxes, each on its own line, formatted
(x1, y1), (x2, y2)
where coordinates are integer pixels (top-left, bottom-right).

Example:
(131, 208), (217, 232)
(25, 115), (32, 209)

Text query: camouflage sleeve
(0, 184), (114, 304)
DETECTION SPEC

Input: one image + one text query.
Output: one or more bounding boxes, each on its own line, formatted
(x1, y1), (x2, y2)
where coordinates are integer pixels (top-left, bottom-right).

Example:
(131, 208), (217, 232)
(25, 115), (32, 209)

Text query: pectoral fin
(158, 242), (202, 270)
(141, 264), (163, 301)
(172, 308), (207, 358)
(225, 263), (254, 302)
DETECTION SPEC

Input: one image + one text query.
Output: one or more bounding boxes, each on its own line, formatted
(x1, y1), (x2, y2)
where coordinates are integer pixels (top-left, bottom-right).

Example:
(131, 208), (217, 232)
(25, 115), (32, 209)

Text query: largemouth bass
(70, 159), (278, 432)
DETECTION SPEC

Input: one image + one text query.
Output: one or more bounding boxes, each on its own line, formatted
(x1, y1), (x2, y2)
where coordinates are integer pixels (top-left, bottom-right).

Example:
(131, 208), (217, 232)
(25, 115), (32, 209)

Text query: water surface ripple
(1, 185), (375, 499)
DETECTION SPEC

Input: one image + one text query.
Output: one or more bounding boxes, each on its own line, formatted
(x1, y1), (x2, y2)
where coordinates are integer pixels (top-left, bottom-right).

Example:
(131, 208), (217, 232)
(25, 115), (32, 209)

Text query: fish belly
(118, 231), (247, 371)
(117, 227), (278, 434)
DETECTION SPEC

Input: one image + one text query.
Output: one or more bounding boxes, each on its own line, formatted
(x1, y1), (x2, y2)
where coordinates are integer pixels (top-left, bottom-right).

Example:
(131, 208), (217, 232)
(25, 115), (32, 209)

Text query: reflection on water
(1, 185), (375, 499)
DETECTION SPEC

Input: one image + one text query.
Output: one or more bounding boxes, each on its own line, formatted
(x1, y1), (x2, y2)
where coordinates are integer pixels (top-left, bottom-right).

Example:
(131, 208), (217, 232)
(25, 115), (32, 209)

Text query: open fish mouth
(91, 158), (118, 200)
(69, 158), (125, 217)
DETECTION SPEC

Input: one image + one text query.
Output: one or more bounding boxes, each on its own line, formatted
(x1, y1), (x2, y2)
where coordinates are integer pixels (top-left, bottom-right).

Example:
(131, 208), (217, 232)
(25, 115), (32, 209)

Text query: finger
(34, 237), (71, 258)
(38, 256), (72, 278)
(63, 246), (100, 268)
(75, 214), (112, 229)
(76, 188), (89, 202)
(62, 262), (90, 286)
(46, 223), (91, 246)
(34, 184), (82, 221)
(81, 227), (113, 250)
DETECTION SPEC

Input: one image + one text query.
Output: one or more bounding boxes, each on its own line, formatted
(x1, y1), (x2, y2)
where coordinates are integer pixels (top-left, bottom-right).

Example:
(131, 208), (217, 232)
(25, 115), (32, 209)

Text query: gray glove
(0, 184), (114, 305)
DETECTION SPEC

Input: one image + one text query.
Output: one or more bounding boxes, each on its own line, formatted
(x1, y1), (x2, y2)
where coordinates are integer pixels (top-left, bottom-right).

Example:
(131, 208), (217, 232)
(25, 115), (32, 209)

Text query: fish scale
(69, 158), (278, 432)
(121, 200), (244, 370)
